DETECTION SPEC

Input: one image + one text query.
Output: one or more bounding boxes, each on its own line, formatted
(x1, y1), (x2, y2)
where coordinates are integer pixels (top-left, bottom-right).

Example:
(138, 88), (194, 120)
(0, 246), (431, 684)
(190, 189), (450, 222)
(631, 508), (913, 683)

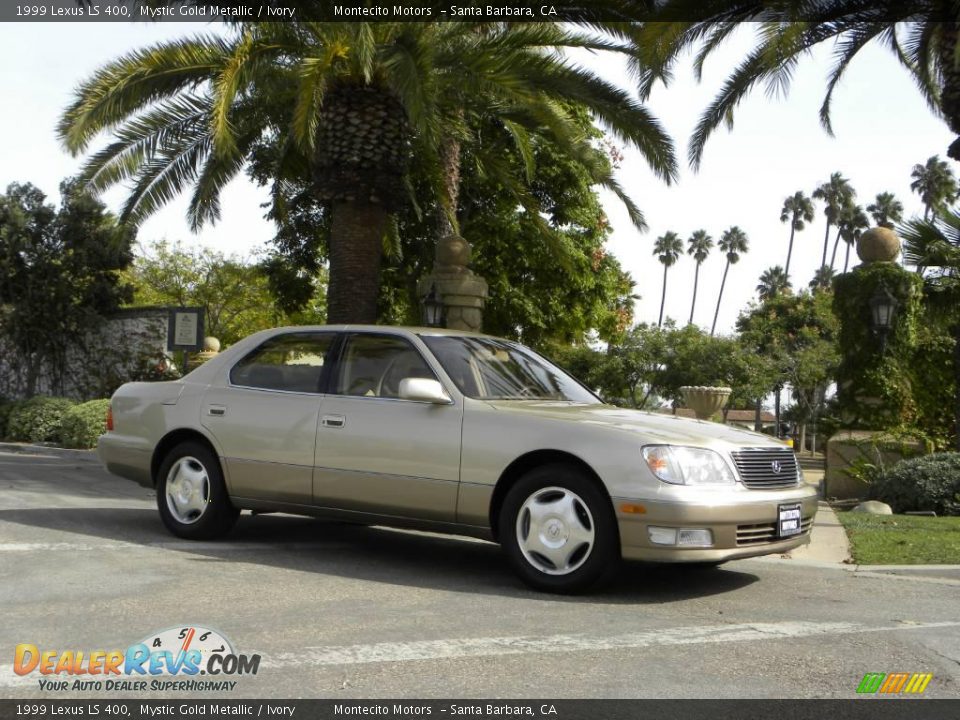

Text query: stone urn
(680, 386), (732, 420)
(188, 336), (221, 370)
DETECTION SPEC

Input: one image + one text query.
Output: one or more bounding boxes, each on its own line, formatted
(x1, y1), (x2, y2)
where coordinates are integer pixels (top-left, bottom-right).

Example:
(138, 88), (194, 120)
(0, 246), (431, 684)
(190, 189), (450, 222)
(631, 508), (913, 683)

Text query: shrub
(6, 396), (76, 443)
(59, 399), (111, 449)
(869, 452), (960, 516)
(0, 400), (23, 440)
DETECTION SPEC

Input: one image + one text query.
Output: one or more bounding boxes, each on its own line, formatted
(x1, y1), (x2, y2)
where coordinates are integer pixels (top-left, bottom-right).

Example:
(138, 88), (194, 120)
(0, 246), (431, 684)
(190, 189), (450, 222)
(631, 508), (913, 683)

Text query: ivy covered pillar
(827, 227), (925, 498)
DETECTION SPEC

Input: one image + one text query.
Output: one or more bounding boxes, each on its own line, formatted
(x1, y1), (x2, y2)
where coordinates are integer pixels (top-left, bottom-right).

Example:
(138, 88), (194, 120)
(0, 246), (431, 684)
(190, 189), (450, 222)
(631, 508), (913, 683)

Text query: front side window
(421, 335), (600, 403)
(335, 334), (437, 399)
(230, 333), (334, 393)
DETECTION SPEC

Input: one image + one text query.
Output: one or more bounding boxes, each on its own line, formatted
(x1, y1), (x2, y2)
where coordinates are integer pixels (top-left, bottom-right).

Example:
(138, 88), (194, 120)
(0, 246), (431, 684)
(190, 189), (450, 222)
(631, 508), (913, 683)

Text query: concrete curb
(0, 442), (97, 460)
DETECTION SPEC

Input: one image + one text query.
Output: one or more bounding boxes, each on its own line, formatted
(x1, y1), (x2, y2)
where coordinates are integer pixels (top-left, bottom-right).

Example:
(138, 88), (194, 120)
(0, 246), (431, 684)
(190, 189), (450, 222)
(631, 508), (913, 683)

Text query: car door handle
(321, 414), (345, 429)
(207, 405), (227, 417)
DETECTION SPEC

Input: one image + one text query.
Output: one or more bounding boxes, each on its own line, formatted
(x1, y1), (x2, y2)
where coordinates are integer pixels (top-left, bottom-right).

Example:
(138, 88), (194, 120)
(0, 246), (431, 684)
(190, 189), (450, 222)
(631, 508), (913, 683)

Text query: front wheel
(156, 441), (238, 540)
(499, 464), (619, 594)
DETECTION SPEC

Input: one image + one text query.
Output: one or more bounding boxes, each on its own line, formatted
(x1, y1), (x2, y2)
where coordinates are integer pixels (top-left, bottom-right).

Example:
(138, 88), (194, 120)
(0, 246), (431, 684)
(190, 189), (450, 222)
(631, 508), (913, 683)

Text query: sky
(0, 21), (954, 335)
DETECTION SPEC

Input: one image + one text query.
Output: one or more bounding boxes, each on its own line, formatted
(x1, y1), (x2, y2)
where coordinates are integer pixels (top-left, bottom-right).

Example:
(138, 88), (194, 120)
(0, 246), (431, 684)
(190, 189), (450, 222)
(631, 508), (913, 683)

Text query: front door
(312, 332), (462, 522)
(201, 331), (336, 505)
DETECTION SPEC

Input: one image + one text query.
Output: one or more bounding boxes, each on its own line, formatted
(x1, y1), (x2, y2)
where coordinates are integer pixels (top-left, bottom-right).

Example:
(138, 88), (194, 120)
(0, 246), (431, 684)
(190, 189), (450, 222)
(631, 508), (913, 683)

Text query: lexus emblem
(771, 460), (783, 474)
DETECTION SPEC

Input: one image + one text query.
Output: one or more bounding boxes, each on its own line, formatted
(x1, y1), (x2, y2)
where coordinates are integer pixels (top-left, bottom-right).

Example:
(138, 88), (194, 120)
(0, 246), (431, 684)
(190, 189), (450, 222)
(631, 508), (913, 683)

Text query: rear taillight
(106, 405), (114, 432)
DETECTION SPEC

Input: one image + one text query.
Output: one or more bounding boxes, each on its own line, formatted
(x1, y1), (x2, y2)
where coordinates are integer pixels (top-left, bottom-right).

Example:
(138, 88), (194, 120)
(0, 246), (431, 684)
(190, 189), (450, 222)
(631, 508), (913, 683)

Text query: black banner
(2, 700), (960, 720)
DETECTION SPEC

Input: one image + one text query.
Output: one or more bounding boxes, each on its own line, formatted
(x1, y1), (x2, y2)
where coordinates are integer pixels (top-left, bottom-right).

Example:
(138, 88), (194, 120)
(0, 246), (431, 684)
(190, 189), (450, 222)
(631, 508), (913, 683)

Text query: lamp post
(868, 284), (898, 352)
(421, 283), (444, 328)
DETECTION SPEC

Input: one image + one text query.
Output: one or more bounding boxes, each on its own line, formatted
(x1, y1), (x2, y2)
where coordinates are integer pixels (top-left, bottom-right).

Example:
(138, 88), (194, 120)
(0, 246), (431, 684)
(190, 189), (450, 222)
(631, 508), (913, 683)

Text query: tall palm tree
(780, 191), (815, 279)
(653, 231), (683, 327)
(911, 156), (960, 220)
(867, 192), (904, 229)
(757, 266), (792, 301)
(711, 226), (748, 336)
(57, 22), (677, 324)
(633, 9), (960, 165)
(837, 202), (870, 272)
(686, 229), (713, 325)
(813, 173), (856, 270)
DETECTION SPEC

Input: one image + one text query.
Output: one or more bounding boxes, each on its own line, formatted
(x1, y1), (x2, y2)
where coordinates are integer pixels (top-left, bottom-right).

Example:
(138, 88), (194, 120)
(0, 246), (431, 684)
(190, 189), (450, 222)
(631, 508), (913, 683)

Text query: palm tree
(808, 265), (836, 292)
(911, 156), (960, 220)
(867, 192), (904, 229)
(780, 191), (815, 279)
(653, 231), (683, 327)
(813, 173), (856, 270)
(711, 226), (748, 336)
(633, 10), (960, 165)
(757, 266), (792, 301)
(837, 202), (870, 272)
(57, 23), (677, 324)
(686, 229), (713, 325)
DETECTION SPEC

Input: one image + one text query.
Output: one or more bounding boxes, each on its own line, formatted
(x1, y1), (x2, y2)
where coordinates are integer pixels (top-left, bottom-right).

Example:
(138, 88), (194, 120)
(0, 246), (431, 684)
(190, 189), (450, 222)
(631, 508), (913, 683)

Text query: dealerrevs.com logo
(14, 625), (260, 692)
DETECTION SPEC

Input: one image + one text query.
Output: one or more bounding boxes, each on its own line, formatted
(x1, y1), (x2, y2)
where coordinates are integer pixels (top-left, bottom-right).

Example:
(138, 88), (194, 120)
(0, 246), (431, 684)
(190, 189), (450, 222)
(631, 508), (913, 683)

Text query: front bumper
(614, 484), (819, 562)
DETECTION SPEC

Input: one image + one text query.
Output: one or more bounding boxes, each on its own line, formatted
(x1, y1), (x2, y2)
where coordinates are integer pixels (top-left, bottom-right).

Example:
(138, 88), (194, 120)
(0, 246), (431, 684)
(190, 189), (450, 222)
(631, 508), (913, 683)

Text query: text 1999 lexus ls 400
(98, 325), (818, 593)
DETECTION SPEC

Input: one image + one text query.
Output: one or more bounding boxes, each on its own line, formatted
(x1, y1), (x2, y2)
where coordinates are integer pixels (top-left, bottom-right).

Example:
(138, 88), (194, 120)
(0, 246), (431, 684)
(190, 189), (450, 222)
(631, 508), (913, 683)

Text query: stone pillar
(187, 337), (221, 371)
(418, 233), (488, 332)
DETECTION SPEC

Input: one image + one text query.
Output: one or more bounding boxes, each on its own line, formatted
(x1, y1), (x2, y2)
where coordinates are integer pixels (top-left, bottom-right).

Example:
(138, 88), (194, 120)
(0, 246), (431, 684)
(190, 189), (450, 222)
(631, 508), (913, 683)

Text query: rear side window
(230, 333), (335, 393)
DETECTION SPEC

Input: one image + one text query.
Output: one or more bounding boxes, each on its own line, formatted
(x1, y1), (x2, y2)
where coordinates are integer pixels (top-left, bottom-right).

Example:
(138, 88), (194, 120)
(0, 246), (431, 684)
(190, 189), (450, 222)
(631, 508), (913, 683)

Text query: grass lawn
(837, 512), (960, 565)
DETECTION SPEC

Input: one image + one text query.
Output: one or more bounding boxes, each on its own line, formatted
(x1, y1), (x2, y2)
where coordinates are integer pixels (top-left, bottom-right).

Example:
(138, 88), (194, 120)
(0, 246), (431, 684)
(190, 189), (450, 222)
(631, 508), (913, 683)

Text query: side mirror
(399, 378), (451, 404)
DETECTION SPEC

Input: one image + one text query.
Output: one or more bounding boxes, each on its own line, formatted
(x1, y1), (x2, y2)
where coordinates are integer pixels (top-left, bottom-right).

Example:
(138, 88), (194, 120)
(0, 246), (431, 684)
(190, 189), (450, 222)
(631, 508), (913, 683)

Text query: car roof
(266, 324), (496, 339)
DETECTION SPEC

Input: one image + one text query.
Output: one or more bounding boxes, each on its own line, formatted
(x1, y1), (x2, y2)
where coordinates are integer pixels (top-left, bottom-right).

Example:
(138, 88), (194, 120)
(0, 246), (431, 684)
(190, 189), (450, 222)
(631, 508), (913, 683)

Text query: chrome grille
(730, 447), (800, 489)
(736, 517), (813, 546)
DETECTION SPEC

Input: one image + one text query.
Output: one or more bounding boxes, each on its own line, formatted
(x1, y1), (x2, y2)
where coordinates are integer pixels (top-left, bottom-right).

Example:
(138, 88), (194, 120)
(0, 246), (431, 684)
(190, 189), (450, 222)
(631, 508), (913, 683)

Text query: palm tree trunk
(754, 400), (762, 433)
(820, 222), (831, 268)
(843, 241), (853, 273)
(785, 225), (796, 278)
(711, 260), (730, 336)
(829, 227), (842, 270)
(689, 262), (700, 325)
(326, 200), (389, 324)
(658, 264), (668, 327)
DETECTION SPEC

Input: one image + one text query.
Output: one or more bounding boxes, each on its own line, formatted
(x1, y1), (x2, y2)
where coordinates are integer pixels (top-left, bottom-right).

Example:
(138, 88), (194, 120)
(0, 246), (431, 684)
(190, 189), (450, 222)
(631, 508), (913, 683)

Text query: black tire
(156, 441), (239, 540)
(499, 463), (619, 594)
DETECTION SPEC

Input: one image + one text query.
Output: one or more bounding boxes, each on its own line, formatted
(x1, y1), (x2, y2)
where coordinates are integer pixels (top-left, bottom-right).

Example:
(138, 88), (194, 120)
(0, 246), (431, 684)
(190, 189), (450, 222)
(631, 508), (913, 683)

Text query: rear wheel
(499, 464), (619, 594)
(156, 442), (238, 540)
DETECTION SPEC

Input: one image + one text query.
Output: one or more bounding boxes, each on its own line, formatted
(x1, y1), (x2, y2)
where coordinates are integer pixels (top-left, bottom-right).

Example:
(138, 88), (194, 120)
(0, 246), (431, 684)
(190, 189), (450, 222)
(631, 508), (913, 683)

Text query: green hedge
(6, 396), (76, 443)
(869, 452), (960, 516)
(59, 399), (111, 449)
(0, 400), (22, 440)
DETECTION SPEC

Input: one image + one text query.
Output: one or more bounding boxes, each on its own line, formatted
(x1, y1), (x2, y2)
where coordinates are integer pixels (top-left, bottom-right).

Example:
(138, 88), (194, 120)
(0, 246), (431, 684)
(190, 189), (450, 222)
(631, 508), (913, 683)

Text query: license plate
(778, 504), (802, 537)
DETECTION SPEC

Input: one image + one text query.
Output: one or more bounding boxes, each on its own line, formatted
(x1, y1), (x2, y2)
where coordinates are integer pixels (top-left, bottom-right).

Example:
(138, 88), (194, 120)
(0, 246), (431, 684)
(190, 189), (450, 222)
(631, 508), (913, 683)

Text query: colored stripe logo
(857, 672), (932, 694)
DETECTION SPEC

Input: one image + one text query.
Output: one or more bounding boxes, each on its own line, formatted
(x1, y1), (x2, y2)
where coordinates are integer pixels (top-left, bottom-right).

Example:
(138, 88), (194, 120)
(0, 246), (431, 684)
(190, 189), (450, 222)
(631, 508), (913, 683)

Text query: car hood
(484, 401), (781, 449)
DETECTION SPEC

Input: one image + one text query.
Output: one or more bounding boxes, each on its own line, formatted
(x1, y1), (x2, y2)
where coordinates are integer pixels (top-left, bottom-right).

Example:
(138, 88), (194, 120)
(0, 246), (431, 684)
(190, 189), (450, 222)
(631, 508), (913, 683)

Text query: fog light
(678, 529), (714, 547)
(648, 526), (678, 545)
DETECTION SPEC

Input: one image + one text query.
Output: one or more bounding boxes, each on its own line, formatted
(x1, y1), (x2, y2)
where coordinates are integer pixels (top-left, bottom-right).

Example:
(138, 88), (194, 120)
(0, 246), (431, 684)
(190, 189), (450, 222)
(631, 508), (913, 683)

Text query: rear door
(201, 331), (336, 505)
(312, 332), (462, 522)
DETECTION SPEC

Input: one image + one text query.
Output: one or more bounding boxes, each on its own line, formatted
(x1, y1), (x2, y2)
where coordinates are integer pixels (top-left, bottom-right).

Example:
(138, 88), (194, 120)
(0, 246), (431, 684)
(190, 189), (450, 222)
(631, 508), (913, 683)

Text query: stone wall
(0, 307), (172, 401)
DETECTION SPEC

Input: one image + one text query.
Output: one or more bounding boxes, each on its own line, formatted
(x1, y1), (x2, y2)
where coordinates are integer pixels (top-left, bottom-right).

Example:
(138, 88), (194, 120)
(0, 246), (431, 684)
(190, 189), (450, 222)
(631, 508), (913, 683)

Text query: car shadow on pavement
(0, 507), (759, 602)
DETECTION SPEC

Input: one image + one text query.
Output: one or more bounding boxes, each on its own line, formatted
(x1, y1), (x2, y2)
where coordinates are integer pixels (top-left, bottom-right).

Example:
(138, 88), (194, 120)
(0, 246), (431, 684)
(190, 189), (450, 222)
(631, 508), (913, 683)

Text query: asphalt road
(1, 449), (959, 700)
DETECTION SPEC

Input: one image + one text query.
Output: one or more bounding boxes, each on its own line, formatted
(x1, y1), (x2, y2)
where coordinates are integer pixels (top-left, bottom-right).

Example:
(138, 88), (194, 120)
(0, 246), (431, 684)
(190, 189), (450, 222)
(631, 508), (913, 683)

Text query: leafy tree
(653, 231), (683, 328)
(867, 192), (904, 229)
(813, 172), (856, 270)
(686, 229), (712, 325)
(737, 290), (839, 439)
(711, 226), (748, 336)
(633, 10), (960, 164)
(0, 181), (134, 395)
(124, 240), (326, 346)
(900, 208), (960, 447)
(911, 155), (960, 220)
(757, 266), (791, 301)
(58, 22), (676, 325)
(780, 191), (815, 280)
(836, 201), (870, 272)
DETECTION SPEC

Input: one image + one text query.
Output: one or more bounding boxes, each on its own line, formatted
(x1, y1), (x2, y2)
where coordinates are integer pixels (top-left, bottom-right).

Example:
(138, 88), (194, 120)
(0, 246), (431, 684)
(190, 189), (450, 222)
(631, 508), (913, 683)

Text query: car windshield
(421, 335), (600, 403)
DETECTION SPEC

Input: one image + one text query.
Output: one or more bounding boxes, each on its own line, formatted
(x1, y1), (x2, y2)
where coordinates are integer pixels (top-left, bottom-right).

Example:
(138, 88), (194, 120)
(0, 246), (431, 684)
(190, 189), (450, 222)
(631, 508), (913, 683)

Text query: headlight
(641, 445), (737, 486)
